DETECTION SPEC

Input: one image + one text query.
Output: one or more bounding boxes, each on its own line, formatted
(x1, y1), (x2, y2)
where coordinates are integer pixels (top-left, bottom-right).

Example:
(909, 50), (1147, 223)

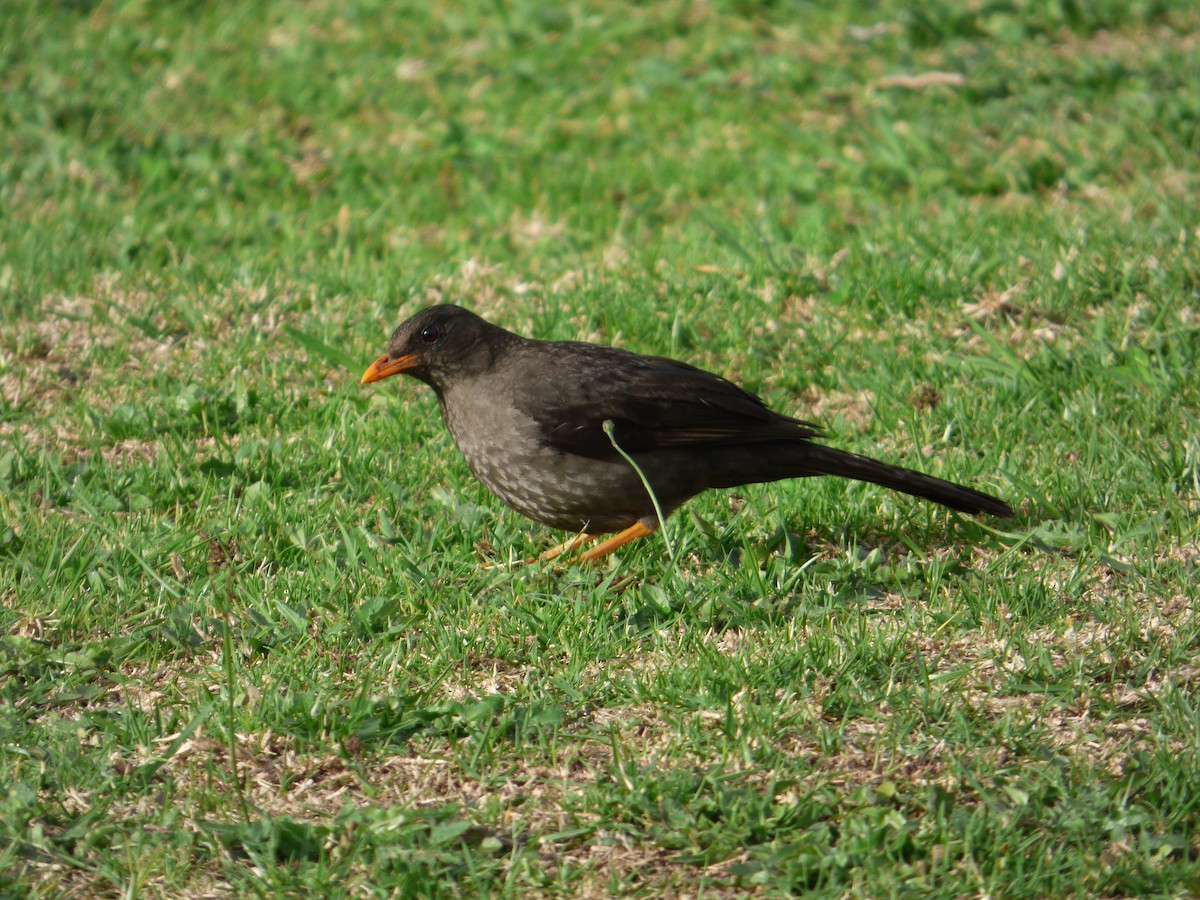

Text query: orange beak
(361, 353), (419, 384)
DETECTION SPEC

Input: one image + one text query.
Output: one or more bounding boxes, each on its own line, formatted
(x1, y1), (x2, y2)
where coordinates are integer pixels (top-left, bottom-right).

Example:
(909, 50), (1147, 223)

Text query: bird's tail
(800, 444), (1013, 517)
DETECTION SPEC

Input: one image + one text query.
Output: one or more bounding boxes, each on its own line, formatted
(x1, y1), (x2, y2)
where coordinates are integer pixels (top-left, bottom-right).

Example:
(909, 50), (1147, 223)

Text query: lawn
(2, 0), (1199, 895)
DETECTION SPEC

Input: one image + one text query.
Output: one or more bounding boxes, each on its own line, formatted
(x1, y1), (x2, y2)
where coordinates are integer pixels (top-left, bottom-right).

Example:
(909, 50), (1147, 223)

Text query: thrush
(361, 305), (1013, 562)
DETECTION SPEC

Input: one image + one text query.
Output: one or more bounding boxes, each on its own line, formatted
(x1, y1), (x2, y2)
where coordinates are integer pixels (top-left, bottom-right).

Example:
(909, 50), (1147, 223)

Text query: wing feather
(510, 341), (820, 460)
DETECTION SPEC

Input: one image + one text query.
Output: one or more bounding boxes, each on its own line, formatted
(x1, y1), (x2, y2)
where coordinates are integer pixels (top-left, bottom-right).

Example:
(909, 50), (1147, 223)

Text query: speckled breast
(436, 383), (649, 533)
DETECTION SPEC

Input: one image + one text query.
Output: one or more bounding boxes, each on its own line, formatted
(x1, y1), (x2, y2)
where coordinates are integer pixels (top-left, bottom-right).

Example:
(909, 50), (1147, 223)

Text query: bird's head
(361, 305), (506, 392)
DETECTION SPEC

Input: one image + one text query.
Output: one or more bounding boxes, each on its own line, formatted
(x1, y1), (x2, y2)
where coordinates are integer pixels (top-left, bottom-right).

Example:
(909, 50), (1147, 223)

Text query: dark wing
(511, 341), (821, 460)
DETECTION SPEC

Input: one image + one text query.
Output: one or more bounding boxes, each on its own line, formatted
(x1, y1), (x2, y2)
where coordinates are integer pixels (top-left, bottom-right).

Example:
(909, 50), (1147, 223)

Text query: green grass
(3, 0), (1199, 895)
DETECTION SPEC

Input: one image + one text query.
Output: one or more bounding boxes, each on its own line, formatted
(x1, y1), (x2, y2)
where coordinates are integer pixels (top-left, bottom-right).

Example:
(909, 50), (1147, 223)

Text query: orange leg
(576, 519), (657, 562)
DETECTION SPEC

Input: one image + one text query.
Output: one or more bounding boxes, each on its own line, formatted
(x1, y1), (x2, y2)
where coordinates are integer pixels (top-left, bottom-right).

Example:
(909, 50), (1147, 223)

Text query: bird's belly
(462, 441), (647, 533)
(439, 395), (649, 533)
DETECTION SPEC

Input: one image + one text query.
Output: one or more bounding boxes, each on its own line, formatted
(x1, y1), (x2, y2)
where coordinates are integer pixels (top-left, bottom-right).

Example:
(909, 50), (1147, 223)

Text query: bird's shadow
(470, 493), (1036, 639)
(599, 505), (1031, 633)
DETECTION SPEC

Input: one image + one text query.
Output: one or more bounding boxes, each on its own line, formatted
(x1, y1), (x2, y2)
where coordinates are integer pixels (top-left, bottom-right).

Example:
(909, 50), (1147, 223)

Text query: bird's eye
(420, 324), (442, 345)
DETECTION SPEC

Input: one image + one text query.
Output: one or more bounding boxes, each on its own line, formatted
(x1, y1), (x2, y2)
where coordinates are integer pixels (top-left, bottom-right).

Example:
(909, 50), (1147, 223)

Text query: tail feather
(801, 444), (1013, 518)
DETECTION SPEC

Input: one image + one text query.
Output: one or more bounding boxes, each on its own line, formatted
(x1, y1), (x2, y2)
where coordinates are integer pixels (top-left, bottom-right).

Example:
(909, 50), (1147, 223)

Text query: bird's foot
(478, 520), (657, 569)
(539, 532), (599, 561)
(478, 532), (598, 570)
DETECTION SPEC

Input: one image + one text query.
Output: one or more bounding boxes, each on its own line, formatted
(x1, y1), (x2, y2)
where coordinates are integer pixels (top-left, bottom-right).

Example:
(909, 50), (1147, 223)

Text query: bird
(361, 305), (1013, 563)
